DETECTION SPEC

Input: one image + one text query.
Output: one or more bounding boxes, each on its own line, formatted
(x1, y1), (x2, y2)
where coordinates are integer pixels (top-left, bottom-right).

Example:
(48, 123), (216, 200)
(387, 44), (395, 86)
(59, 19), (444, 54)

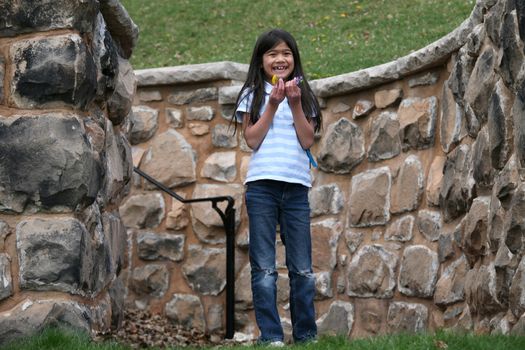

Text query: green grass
(120, 0), (476, 79)
(4, 327), (525, 350)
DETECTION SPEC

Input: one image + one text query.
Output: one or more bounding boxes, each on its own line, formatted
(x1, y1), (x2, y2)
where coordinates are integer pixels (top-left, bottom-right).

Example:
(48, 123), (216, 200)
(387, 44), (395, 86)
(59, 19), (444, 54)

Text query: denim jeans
(245, 179), (317, 343)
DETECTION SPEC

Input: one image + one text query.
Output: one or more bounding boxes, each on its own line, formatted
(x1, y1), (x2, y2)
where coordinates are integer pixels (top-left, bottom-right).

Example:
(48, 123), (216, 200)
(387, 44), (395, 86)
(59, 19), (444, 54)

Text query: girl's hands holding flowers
(269, 77), (286, 106)
(285, 79), (301, 105)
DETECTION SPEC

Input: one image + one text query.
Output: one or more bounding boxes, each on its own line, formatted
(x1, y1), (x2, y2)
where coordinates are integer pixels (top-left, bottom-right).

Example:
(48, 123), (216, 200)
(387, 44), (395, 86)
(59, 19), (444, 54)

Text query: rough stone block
(182, 245), (226, 296)
(0, 113), (101, 213)
(0, 0), (98, 37)
(348, 167), (391, 227)
(10, 34), (96, 109)
(16, 218), (87, 294)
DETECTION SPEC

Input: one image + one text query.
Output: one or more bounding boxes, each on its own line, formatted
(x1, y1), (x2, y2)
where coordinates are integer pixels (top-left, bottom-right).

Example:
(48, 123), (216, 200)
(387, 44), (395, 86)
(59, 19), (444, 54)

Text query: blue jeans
(245, 180), (317, 343)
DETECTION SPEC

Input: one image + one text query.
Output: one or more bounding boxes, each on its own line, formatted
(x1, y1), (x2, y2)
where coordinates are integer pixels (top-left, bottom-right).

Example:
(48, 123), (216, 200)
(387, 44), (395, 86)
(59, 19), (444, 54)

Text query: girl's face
(262, 41), (295, 82)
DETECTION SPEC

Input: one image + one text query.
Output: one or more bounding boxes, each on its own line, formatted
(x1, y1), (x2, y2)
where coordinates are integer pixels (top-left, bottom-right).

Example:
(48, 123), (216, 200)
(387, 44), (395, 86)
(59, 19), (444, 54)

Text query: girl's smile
(262, 41), (295, 82)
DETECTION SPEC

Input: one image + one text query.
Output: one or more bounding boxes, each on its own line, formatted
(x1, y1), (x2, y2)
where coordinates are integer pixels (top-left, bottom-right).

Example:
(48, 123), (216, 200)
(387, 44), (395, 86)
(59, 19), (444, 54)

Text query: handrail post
(224, 205), (236, 339)
(132, 167), (236, 339)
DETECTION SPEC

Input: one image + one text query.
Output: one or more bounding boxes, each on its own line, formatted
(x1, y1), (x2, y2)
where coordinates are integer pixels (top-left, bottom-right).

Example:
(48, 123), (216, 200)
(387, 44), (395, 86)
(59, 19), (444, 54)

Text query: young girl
(234, 29), (322, 345)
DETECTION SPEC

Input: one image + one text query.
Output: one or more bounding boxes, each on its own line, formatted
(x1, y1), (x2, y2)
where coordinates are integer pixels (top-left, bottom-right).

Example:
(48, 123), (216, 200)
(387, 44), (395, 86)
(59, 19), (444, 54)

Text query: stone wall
(122, 0), (525, 340)
(0, 0), (137, 346)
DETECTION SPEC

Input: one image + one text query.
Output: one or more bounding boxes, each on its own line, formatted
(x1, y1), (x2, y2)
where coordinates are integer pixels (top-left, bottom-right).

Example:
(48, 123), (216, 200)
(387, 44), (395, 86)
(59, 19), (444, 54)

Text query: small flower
(271, 75), (279, 85)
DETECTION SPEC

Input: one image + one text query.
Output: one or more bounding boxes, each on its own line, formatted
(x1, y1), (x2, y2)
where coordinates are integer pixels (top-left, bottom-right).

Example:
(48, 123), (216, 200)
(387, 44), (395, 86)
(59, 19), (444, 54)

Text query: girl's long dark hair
(233, 29), (322, 133)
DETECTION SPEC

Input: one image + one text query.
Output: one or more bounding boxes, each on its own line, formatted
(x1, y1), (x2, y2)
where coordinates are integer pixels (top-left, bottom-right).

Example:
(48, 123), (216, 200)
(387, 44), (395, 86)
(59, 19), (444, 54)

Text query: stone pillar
(0, 0), (138, 346)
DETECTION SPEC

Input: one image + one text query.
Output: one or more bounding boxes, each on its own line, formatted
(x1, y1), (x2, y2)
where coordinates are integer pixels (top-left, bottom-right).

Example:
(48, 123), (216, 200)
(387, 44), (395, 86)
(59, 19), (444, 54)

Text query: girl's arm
(243, 80), (286, 150)
(285, 81), (315, 149)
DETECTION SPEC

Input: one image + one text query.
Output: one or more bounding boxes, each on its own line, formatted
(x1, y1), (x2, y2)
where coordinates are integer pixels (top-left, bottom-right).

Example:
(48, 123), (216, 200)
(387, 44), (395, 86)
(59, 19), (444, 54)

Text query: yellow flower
(271, 75), (279, 85)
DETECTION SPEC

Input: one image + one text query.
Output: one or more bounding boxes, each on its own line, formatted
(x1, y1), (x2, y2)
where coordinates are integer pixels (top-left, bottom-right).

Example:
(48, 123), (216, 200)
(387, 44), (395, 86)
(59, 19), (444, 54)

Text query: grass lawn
(120, 0), (476, 79)
(3, 327), (525, 350)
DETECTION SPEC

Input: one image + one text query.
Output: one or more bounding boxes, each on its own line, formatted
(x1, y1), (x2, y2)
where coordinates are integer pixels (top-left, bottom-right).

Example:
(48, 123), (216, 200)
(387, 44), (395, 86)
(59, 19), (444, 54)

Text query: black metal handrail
(133, 167), (236, 339)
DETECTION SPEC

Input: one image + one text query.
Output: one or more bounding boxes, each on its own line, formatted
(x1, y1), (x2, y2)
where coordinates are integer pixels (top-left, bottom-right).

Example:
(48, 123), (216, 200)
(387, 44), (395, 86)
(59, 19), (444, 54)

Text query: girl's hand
(269, 78), (285, 106)
(285, 79), (301, 105)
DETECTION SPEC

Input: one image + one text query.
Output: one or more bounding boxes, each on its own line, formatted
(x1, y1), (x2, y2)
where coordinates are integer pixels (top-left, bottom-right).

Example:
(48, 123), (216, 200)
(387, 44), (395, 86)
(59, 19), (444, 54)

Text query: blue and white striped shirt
(236, 82), (312, 187)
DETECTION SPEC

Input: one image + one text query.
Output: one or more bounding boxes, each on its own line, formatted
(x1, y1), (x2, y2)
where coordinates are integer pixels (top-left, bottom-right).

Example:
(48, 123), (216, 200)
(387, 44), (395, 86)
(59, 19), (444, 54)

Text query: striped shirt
(236, 82), (312, 187)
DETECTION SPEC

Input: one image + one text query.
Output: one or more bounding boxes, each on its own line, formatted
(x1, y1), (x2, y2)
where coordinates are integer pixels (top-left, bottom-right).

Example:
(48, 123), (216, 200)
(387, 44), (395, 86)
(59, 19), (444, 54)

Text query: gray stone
(460, 196), (491, 263)
(234, 264), (252, 310)
(212, 124), (238, 148)
(9, 34), (96, 109)
(311, 219), (342, 271)
(201, 152), (237, 182)
(312, 271), (332, 300)
(440, 81), (465, 153)
(139, 90), (162, 102)
(426, 156), (446, 207)
(0, 56), (4, 104)
(465, 23), (485, 57)
(464, 47), (497, 134)
(500, 10), (525, 89)
(189, 123), (210, 136)
(390, 155), (424, 214)
(417, 210), (442, 242)
(447, 47), (476, 106)
(0, 113), (101, 213)
(317, 300), (354, 336)
(218, 85), (242, 105)
(140, 130), (196, 188)
(136, 62), (247, 87)
(166, 108), (184, 128)
(398, 245), (439, 298)
(506, 183), (525, 255)
(107, 57), (136, 125)
(387, 302), (428, 333)
(16, 218), (87, 294)
(127, 105), (159, 145)
(485, 0), (505, 46)
(348, 167), (391, 227)
(0, 220), (9, 251)
(0, 299), (92, 348)
(352, 99), (375, 119)
(119, 192), (165, 229)
(190, 184), (243, 244)
(439, 144), (476, 222)
(513, 79), (525, 168)
(408, 71), (440, 87)
(367, 111), (401, 162)
(347, 245), (398, 298)
(434, 255), (468, 306)
(0, 0), (98, 37)
(108, 275), (127, 329)
(344, 230), (363, 254)
(99, 0), (139, 58)
(398, 96), (438, 151)
(332, 102), (351, 113)
(318, 118), (365, 174)
(187, 106), (215, 121)
(493, 154), (519, 204)
(309, 184), (344, 217)
(92, 14), (119, 102)
(472, 127), (495, 188)
(385, 215), (414, 242)
(438, 232), (456, 262)
(102, 123), (132, 206)
(375, 88), (403, 108)
(0, 254), (12, 301)
(166, 200), (189, 231)
(510, 255), (525, 318)
(165, 294), (205, 332)
(488, 80), (513, 170)
(511, 312), (525, 335)
(182, 245), (226, 296)
(207, 304), (224, 333)
(137, 231), (185, 262)
(465, 262), (503, 315)
(130, 264), (169, 298)
(168, 87), (218, 105)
